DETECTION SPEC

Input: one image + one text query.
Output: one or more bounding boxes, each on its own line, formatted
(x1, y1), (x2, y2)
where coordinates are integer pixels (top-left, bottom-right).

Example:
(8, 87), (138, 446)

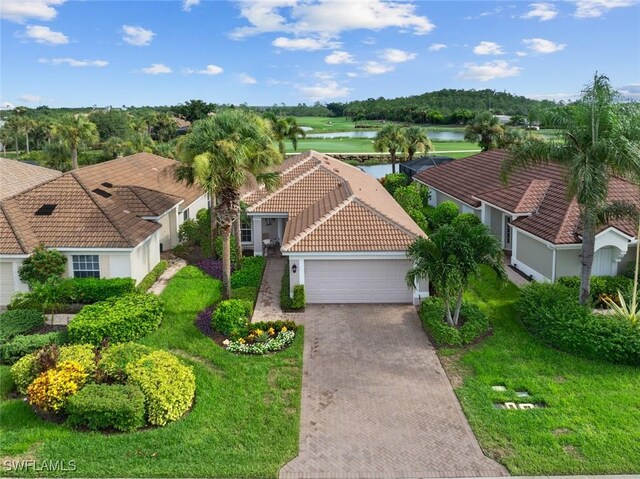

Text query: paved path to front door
(253, 257), (288, 323)
(280, 304), (508, 479)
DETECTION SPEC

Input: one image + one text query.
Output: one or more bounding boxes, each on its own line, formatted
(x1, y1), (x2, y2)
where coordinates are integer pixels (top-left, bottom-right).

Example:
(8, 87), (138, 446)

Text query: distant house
(0, 153), (207, 306)
(399, 156), (454, 179)
(414, 149), (639, 282)
(174, 117), (191, 135)
(494, 115), (511, 125)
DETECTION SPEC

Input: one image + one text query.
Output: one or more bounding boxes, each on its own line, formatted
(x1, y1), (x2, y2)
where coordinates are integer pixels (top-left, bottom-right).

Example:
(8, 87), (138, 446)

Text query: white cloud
(618, 83), (640, 100)
(238, 73), (257, 84)
(185, 64), (224, 75)
(521, 3), (558, 21)
(428, 43), (447, 52)
(1, 102), (16, 110)
(523, 38), (566, 54)
(573, 0), (636, 18)
(1, 0), (65, 23)
(324, 50), (354, 64)
(39, 57), (108, 67)
(183, 0), (200, 12)
(527, 92), (579, 101)
(230, 0), (435, 39)
(473, 41), (505, 55)
(361, 61), (394, 75)
(297, 80), (351, 100)
(457, 60), (522, 81)
(23, 25), (68, 45)
(362, 36), (376, 45)
(379, 48), (416, 63)
(515, 51), (528, 57)
(19, 94), (43, 103)
(465, 7), (504, 20)
(141, 63), (172, 74)
(272, 36), (339, 50)
(346, 72), (358, 78)
(122, 25), (155, 46)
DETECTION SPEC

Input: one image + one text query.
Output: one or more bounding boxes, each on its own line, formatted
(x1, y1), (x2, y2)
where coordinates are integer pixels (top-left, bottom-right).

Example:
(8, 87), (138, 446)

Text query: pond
(358, 164), (393, 179)
(306, 130), (466, 141)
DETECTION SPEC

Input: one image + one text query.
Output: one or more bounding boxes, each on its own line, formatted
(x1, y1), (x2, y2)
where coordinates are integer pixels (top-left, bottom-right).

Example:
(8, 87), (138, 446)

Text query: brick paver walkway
(252, 257), (288, 323)
(280, 304), (508, 479)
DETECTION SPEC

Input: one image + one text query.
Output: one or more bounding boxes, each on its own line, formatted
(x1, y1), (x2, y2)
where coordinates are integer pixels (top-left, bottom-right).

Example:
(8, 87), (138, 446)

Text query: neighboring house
(0, 153), (206, 306)
(0, 158), (62, 200)
(242, 151), (427, 304)
(399, 156), (454, 179)
(174, 117), (191, 135)
(414, 149), (639, 282)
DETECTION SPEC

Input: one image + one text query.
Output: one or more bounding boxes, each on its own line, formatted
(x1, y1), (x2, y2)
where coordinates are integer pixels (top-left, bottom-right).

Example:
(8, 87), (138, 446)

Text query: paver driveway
(280, 304), (507, 479)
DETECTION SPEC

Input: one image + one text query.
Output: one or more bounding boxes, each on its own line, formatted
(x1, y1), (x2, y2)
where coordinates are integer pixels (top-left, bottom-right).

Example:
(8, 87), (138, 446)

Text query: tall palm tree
(373, 124), (407, 173)
(54, 115), (99, 169)
(502, 74), (640, 304)
(263, 113), (306, 158)
(464, 111), (505, 151)
(175, 110), (281, 299)
(284, 116), (306, 153)
(405, 126), (433, 161)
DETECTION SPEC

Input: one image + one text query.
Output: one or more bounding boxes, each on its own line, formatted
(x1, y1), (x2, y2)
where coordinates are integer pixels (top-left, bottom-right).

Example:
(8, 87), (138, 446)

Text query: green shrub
(231, 286), (258, 304)
(212, 299), (252, 338)
(125, 350), (196, 426)
(59, 344), (97, 377)
(62, 277), (136, 304)
(519, 282), (640, 366)
(98, 342), (153, 382)
(428, 201), (460, 231)
(214, 236), (238, 264)
(10, 353), (39, 394)
(137, 261), (168, 292)
(557, 275), (633, 307)
(621, 261), (636, 280)
(381, 173), (409, 196)
(418, 297), (489, 347)
(18, 245), (67, 284)
(0, 332), (63, 364)
(230, 256), (266, 289)
(66, 384), (146, 432)
(250, 320), (298, 333)
(452, 212), (482, 228)
(0, 309), (44, 343)
(68, 293), (163, 346)
(280, 265), (293, 311)
(291, 285), (305, 310)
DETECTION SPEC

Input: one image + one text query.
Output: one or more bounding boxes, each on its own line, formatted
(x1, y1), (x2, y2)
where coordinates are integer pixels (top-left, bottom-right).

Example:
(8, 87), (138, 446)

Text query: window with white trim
(72, 255), (100, 278)
(183, 209), (190, 222)
(504, 216), (512, 246)
(241, 218), (252, 243)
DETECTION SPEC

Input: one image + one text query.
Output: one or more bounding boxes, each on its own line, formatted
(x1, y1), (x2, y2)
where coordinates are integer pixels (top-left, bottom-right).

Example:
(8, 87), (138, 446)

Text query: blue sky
(1, 0), (639, 108)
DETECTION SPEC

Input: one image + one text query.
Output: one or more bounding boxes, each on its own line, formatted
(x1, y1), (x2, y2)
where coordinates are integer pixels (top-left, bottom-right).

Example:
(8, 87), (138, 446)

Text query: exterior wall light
(292, 264), (297, 274)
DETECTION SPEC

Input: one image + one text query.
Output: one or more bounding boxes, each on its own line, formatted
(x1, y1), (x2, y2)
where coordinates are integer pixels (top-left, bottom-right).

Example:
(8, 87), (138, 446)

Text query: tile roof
(415, 149), (640, 245)
(0, 158), (62, 200)
(244, 151), (424, 253)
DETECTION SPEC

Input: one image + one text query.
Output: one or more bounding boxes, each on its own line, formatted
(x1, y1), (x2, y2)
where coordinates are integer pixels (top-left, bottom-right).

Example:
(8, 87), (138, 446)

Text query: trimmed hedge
(11, 353), (39, 394)
(212, 299), (252, 338)
(59, 344), (97, 377)
(27, 360), (88, 413)
(98, 342), (153, 383)
(280, 265), (293, 311)
(231, 286), (258, 304)
(230, 256), (266, 289)
(68, 293), (163, 346)
(519, 282), (640, 366)
(0, 309), (44, 343)
(557, 275), (633, 308)
(137, 261), (168, 293)
(291, 285), (305, 310)
(66, 384), (146, 432)
(419, 297), (490, 347)
(125, 350), (196, 426)
(0, 332), (64, 364)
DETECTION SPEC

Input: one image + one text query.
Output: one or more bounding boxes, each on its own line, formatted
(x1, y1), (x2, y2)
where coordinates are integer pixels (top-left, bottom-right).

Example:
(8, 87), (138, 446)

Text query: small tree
(374, 124), (407, 174)
(30, 276), (64, 326)
(381, 173), (409, 196)
(428, 201), (460, 231)
(18, 245), (67, 284)
(464, 111), (505, 151)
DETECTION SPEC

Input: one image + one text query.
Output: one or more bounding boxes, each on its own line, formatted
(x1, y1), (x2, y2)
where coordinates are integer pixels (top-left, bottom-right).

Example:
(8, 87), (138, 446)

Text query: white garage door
(0, 262), (15, 306)
(304, 259), (413, 304)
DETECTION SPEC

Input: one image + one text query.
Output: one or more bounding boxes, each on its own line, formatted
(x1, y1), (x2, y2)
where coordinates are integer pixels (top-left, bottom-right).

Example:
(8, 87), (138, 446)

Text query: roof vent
(35, 204), (57, 216)
(101, 182), (113, 188)
(92, 188), (112, 198)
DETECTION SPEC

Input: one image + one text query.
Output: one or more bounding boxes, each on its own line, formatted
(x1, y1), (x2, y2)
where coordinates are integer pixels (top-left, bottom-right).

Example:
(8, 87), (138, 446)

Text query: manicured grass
(0, 266), (304, 478)
(447, 268), (640, 474)
(285, 138), (480, 154)
(296, 116), (388, 132)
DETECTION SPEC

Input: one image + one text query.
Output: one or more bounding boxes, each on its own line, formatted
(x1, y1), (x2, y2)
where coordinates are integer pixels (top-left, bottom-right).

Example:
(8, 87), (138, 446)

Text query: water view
(306, 130), (466, 141)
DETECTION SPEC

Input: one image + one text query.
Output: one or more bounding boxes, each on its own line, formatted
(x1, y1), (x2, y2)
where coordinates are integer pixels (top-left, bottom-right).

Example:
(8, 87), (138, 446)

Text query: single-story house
(241, 151), (428, 304)
(399, 156), (454, 179)
(0, 153), (206, 306)
(414, 149), (639, 282)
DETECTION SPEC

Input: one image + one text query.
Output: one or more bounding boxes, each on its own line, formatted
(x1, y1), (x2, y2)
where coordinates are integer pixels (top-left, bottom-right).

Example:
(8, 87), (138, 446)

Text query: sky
(1, 0), (639, 108)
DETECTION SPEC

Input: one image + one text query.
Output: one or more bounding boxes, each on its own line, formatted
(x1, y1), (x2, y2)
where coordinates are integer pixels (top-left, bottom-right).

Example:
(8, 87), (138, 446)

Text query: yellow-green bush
(27, 361), (88, 413)
(59, 344), (97, 378)
(125, 351), (195, 426)
(11, 353), (39, 395)
(98, 342), (153, 382)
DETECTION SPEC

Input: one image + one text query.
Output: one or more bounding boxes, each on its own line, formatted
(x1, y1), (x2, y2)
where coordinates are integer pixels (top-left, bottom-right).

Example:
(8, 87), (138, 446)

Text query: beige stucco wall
(555, 248), (582, 278)
(130, 230), (161, 284)
(488, 206), (503, 241)
(178, 195), (208, 226)
(513, 230), (554, 280)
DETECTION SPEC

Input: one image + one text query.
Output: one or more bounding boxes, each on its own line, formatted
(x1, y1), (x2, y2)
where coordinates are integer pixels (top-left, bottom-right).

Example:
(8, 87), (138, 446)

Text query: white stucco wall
(130, 230), (161, 284)
(0, 258), (29, 306)
(178, 194), (208, 228)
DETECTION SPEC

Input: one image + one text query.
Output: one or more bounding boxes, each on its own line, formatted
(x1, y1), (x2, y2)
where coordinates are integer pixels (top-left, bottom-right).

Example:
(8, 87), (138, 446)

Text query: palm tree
(464, 111), (505, 151)
(175, 110), (281, 299)
(406, 221), (505, 326)
(373, 124), (407, 173)
(264, 113), (306, 158)
(22, 117), (36, 154)
(502, 74), (640, 305)
(43, 142), (72, 171)
(54, 115), (99, 169)
(405, 126), (433, 161)
(284, 116), (306, 153)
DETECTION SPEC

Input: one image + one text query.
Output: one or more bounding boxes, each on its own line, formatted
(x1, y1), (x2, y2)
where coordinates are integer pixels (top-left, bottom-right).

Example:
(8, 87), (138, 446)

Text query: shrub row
(556, 275), (633, 308)
(136, 261), (168, 292)
(230, 256), (266, 289)
(419, 297), (490, 347)
(0, 309), (44, 343)
(280, 265), (305, 311)
(519, 282), (640, 366)
(0, 332), (65, 364)
(68, 293), (163, 345)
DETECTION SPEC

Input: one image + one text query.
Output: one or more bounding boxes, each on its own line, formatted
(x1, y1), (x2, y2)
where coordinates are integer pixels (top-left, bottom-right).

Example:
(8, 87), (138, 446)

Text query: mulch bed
(194, 306), (228, 348)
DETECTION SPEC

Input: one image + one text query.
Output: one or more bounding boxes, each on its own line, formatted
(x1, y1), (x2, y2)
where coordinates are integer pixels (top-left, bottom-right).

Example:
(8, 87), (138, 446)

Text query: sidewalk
(252, 257), (288, 323)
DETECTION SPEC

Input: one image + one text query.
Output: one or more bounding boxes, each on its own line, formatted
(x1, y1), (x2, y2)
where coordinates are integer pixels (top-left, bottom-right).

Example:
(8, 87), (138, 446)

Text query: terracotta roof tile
(0, 158), (62, 200)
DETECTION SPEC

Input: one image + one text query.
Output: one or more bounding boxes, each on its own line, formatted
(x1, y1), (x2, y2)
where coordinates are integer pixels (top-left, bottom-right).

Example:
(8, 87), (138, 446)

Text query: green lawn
(0, 266), (304, 478)
(449, 268), (640, 474)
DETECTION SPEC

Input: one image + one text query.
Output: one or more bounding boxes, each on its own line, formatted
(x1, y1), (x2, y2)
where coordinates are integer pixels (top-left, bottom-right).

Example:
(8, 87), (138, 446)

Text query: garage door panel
(1, 262), (15, 306)
(304, 259), (412, 304)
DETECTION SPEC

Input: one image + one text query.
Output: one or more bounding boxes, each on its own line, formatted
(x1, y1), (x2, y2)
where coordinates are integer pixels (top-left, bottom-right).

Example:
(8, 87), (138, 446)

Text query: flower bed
(226, 321), (298, 355)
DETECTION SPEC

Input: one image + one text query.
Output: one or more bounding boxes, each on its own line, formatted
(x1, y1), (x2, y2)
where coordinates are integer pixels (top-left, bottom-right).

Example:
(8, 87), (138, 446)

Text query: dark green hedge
(557, 275), (633, 308)
(230, 256), (266, 289)
(136, 261), (168, 293)
(0, 332), (65, 364)
(419, 297), (490, 347)
(0, 309), (44, 343)
(519, 282), (640, 366)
